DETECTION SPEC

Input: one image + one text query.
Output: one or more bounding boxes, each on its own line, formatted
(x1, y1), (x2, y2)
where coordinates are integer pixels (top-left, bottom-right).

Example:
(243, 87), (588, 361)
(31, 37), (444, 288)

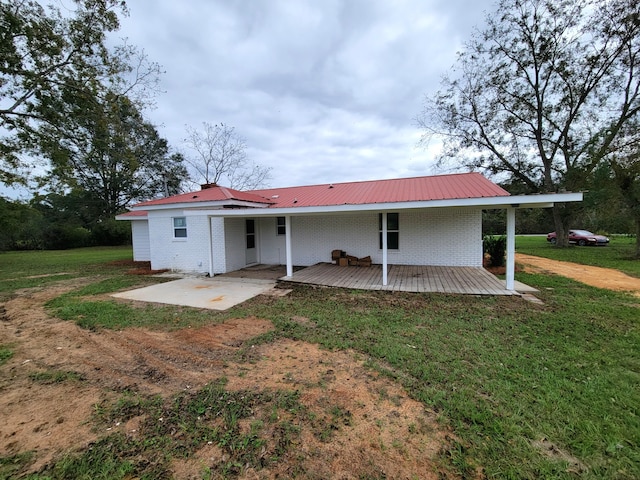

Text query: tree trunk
(552, 204), (570, 247)
(635, 217), (640, 259)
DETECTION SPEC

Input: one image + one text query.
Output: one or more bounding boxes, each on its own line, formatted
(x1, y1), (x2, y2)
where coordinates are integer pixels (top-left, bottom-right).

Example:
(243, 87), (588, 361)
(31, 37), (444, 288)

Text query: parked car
(546, 230), (610, 246)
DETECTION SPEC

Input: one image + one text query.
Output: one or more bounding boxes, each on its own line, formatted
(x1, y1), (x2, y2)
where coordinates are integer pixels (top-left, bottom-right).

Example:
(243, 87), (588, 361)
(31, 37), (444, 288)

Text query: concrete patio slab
(111, 276), (276, 311)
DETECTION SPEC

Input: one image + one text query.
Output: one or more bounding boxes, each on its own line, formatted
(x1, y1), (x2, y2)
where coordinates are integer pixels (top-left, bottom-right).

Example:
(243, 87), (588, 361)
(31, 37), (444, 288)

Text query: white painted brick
(131, 220), (150, 261)
(223, 217), (247, 272)
(148, 209), (212, 274)
(284, 208), (482, 267)
(143, 207), (483, 274)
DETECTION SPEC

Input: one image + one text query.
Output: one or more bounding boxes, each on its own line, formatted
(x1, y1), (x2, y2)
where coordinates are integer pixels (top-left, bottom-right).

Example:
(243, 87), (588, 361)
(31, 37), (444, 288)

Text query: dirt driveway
(516, 253), (640, 296)
(0, 281), (449, 479)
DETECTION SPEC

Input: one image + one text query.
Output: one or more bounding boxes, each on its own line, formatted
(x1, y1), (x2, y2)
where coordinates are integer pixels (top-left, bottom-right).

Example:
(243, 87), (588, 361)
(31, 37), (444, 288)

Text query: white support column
(285, 215), (293, 278)
(382, 212), (388, 286)
(506, 207), (516, 291)
(207, 216), (214, 277)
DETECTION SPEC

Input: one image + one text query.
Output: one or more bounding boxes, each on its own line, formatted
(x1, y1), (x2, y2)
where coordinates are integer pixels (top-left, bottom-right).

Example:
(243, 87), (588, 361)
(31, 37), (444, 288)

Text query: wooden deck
(280, 263), (517, 295)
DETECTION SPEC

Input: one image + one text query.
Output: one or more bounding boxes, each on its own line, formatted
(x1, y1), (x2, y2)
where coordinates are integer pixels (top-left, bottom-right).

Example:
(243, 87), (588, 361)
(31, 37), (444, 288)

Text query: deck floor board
(282, 263), (517, 295)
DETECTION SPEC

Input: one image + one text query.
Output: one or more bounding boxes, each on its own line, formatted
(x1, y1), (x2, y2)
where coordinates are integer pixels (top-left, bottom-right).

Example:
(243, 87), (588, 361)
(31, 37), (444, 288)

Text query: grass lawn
(0, 246), (135, 301)
(0, 247), (638, 479)
(516, 235), (640, 278)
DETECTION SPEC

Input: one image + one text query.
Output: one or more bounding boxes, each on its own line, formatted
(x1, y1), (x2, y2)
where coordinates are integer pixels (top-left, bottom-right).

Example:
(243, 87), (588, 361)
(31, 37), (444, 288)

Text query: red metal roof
(133, 185), (273, 207)
(129, 173), (509, 210)
(252, 173), (509, 208)
(116, 210), (148, 218)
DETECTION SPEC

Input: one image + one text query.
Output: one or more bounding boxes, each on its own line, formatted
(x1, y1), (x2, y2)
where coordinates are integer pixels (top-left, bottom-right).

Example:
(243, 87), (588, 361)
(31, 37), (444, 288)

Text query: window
(276, 216), (286, 235)
(173, 217), (187, 238)
(378, 213), (399, 250)
(246, 219), (256, 249)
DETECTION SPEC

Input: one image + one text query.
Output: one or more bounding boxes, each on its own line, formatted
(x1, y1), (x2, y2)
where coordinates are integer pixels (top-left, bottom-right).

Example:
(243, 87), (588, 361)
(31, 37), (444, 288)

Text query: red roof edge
(116, 210), (148, 219)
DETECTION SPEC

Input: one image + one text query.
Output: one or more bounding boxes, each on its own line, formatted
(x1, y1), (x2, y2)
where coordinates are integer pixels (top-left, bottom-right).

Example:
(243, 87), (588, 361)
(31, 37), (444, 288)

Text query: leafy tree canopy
(41, 90), (186, 218)
(419, 0), (640, 245)
(0, 0), (160, 185)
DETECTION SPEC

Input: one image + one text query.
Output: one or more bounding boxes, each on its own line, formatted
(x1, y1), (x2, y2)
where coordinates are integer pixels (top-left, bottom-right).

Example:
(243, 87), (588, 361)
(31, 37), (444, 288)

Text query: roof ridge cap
(249, 172), (482, 193)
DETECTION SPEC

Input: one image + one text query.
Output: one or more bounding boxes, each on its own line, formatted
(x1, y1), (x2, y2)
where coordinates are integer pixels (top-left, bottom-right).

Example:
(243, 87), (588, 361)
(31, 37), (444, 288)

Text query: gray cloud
(113, 0), (493, 188)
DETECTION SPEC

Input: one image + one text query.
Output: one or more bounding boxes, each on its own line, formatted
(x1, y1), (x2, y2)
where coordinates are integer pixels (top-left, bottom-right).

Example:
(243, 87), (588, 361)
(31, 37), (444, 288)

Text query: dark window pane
(378, 213), (398, 249)
(379, 232), (399, 250)
(246, 235), (255, 249)
(174, 228), (187, 238)
(246, 219), (255, 234)
(388, 232), (399, 250)
(387, 213), (399, 231)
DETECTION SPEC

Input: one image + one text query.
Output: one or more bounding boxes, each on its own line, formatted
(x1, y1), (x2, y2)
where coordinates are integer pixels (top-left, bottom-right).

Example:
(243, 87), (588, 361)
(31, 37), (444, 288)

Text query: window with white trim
(173, 217), (187, 238)
(378, 213), (399, 249)
(276, 216), (286, 235)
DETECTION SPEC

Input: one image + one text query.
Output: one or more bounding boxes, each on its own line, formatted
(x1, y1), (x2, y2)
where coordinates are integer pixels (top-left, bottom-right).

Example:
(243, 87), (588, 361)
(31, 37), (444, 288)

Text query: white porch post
(382, 212), (388, 286)
(506, 207), (516, 291)
(207, 216), (214, 277)
(285, 215), (293, 278)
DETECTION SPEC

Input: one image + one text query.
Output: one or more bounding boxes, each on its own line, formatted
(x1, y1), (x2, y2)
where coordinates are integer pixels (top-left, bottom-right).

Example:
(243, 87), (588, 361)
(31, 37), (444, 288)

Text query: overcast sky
(118, 0), (496, 190)
(0, 0), (495, 199)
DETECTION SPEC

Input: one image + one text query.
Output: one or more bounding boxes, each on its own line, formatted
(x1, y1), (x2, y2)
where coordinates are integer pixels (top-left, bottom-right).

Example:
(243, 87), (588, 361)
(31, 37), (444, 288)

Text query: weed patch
(0, 346), (12, 366)
(29, 370), (85, 384)
(41, 379), (309, 479)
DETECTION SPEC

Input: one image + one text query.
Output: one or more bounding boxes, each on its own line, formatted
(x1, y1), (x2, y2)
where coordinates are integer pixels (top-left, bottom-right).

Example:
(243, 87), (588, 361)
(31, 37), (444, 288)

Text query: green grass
(0, 246), (134, 301)
(245, 281), (640, 479)
(29, 370), (85, 384)
(1, 246), (639, 478)
(0, 346), (12, 366)
(516, 235), (640, 277)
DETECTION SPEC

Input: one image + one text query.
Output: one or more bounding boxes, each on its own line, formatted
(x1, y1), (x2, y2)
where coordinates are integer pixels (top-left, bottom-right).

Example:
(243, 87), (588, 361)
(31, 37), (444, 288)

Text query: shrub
(483, 235), (506, 267)
(91, 219), (131, 246)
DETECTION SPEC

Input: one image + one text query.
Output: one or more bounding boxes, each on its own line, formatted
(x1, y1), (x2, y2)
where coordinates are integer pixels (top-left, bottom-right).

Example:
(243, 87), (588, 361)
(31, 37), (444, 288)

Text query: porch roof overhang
(131, 198), (271, 212)
(181, 191), (583, 218)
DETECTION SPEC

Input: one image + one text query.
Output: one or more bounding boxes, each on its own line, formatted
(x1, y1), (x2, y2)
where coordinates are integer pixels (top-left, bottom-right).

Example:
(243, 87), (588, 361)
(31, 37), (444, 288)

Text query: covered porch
(280, 263), (525, 295)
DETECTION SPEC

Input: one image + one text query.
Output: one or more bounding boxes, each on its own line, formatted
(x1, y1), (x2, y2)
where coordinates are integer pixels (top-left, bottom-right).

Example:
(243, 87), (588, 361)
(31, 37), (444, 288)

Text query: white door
(245, 219), (257, 264)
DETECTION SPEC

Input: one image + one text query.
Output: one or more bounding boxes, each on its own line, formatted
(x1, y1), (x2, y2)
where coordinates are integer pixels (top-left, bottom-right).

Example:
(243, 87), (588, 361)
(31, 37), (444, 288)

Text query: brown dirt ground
(515, 253), (640, 296)
(0, 279), (452, 479)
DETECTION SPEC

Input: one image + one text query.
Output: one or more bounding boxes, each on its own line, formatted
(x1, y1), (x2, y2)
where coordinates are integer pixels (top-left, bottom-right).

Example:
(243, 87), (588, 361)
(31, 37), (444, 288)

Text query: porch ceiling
(282, 263), (529, 295)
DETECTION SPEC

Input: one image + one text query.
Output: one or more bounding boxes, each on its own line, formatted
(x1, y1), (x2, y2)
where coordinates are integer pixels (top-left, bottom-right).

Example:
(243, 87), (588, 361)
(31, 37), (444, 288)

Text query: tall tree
(183, 122), (271, 190)
(0, 0), (160, 185)
(605, 118), (640, 256)
(419, 0), (640, 246)
(42, 90), (186, 218)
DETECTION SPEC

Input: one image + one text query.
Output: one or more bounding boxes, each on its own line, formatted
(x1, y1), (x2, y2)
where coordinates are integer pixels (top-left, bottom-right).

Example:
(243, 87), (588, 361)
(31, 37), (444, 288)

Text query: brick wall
(287, 208), (482, 267)
(148, 210), (212, 273)
(145, 207), (483, 274)
(131, 220), (150, 261)
(223, 217), (246, 272)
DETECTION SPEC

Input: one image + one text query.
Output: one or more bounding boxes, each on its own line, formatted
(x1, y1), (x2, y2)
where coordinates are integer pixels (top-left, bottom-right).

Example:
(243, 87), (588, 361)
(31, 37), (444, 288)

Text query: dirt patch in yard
(0, 281), (451, 479)
(516, 253), (640, 296)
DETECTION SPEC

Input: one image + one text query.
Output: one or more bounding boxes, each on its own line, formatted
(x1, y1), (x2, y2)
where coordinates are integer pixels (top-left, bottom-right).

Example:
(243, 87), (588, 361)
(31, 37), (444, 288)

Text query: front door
(245, 219), (257, 265)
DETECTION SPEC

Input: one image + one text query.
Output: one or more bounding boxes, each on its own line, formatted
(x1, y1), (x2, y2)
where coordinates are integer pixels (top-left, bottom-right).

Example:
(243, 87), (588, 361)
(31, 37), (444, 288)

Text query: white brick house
(116, 173), (581, 290)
